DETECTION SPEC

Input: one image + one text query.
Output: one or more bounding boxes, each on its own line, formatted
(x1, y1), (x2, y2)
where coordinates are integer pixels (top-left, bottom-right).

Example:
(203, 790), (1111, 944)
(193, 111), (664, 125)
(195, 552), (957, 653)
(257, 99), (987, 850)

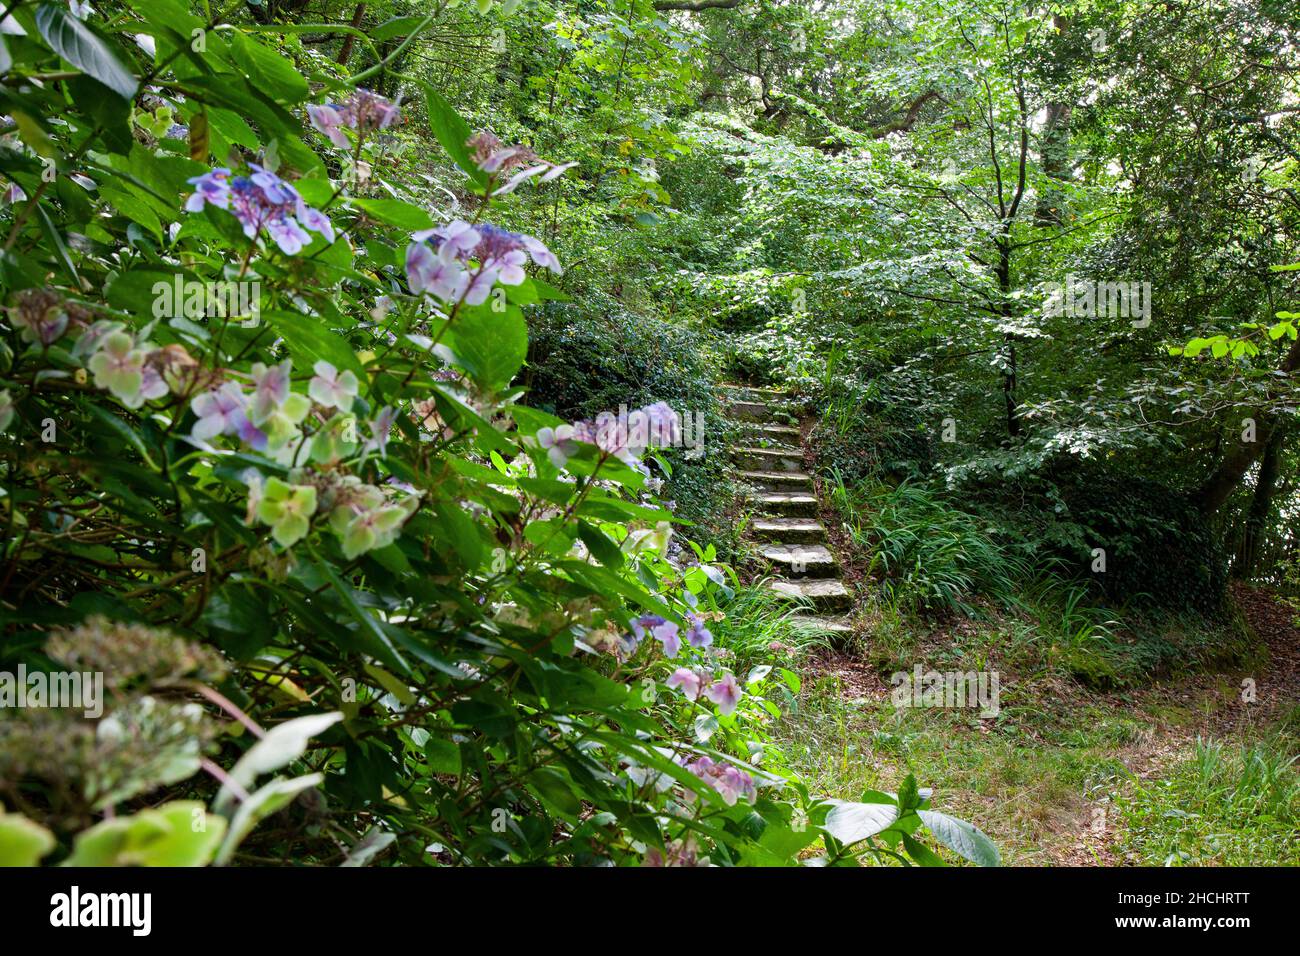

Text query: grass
(1115, 735), (1300, 866)
(712, 584), (833, 670)
(764, 574), (1282, 864)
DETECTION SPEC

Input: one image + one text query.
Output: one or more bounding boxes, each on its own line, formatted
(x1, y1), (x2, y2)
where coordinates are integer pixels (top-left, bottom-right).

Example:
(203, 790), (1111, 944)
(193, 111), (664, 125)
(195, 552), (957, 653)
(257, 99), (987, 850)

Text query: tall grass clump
(830, 475), (1033, 614)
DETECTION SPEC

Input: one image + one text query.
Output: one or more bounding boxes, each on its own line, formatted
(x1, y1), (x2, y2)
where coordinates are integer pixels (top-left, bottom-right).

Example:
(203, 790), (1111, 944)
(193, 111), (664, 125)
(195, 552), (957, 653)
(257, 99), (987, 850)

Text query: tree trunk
(337, 5), (366, 66)
(996, 234), (1020, 437)
(1233, 428), (1285, 578)
(1035, 15), (1071, 225)
(1195, 335), (1300, 512)
(1034, 101), (1071, 225)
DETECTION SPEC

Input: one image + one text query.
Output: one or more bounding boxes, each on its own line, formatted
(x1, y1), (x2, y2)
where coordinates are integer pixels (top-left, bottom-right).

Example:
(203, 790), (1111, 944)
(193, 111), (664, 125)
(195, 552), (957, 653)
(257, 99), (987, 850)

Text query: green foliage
(830, 476), (1034, 614)
(526, 295), (736, 546)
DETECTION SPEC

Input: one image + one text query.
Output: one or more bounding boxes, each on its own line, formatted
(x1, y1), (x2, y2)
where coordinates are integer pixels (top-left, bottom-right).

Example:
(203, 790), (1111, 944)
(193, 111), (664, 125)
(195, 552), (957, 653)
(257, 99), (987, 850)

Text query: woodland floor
(777, 582), (1300, 866)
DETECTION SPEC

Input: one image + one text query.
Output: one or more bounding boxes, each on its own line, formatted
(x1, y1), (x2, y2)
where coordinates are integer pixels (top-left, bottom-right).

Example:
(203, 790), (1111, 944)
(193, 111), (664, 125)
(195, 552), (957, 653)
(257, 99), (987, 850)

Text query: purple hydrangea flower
(631, 614), (680, 658)
(191, 382), (246, 440)
(404, 220), (563, 305)
(184, 168), (231, 212)
(184, 164), (333, 256)
(405, 242), (469, 302)
(190, 382), (266, 449)
(685, 612), (714, 649)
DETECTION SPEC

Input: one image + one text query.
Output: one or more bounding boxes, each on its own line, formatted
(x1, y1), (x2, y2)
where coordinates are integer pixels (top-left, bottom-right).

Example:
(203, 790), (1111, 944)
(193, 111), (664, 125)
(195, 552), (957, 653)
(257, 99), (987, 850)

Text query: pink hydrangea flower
(308, 360), (359, 410)
(307, 90), (401, 148)
(666, 667), (705, 701)
(365, 406), (397, 457)
(683, 755), (757, 807)
(465, 130), (576, 196)
(703, 671), (742, 715)
(249, 359), (292, 425)
(306, 104), (350, 149)
(536, 424), (579, 469)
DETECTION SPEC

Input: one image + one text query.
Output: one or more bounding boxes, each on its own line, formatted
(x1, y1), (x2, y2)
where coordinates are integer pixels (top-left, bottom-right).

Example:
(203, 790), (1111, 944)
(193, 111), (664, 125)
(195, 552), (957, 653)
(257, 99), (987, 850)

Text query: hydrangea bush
(0, 1), (993, 867)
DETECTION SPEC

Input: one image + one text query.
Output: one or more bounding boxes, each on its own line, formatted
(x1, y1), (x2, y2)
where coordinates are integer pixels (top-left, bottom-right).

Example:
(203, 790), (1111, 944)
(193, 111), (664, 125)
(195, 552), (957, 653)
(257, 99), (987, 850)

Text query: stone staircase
(720, 384), (853, 638)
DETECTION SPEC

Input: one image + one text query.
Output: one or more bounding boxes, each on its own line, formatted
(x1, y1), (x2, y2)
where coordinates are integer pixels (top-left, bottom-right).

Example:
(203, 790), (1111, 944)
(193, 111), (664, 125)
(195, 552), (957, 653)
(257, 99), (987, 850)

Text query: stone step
(730, 446), (804, 472)
(733, 427), (800, 452)
(736, 469), (813, 492)
(760, 423), (801, 439)
(751, 517), (827, 544)
(719, 383), (788, 402)
(758, 543), (838, 578)
(768, 577), (852, 612)
(755, 492), (819, 517)
(789, 614), (854, 638)
(726, 400), (773, 423)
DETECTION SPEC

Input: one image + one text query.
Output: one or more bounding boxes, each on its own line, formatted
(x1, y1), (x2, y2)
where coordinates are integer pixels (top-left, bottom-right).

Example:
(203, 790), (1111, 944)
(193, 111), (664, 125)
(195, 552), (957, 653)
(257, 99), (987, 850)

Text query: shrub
(0, 9), (985, 868)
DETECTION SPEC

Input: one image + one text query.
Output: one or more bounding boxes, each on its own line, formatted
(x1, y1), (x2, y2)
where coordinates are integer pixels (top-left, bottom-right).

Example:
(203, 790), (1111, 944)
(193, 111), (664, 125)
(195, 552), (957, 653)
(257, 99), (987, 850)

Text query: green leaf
(0, 813), (55, 866)
(310, 554), (411, 674)
(363, 662), (415, 706)
(528, 768), (581, 818)
(901, 832), (947, 866)
(63, 802), (225, 866)
(425, 738), (462, 776)
(340, 828), (396, 867)
(85, 404), (157, 468)
(213, 712), (343, 813)
(349, 197), (434, 231)
(578, 521), (624, 568)
(446, 303), (528, 391)
(261, 309), (364, 378)
(823, 799), (899, 844)
(34, 4), (138, 101)
(215, 774), (322, 865)
(431, 499), (485, 570)
(228, 31), (309, 104)
(917, 809), (999, 866)
(372, 15), (428, 41)
(69, 75), (133, 153)
(420, 82), (487, 188)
